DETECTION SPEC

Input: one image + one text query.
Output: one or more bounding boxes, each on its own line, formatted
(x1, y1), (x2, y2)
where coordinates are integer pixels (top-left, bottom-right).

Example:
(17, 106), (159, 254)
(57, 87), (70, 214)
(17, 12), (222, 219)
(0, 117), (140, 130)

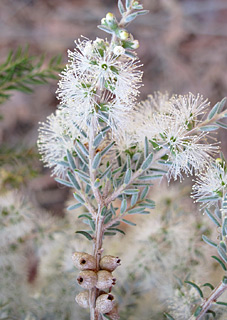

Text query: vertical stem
(88, 115), (105, 320)
(190, 280), (227, 320)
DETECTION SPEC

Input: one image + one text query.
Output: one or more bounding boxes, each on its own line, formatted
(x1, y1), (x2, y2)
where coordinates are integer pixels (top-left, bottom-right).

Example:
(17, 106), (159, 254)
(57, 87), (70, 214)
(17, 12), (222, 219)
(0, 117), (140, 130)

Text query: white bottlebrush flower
(59, 37), (142, 104)
(192, 161), (227, 204)
(131, 92), (218, 181)
(57, 72), (98, 130)
(37, 110), (84, 178)
(167, 137), (218, 181)
(169, 93), (209, 124)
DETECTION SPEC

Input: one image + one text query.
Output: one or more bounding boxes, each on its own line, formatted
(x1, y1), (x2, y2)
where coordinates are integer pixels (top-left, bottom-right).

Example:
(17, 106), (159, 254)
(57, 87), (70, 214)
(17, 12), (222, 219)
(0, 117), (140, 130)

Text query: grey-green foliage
(0, 46), (62, 189)
(0, 46), (62, 105)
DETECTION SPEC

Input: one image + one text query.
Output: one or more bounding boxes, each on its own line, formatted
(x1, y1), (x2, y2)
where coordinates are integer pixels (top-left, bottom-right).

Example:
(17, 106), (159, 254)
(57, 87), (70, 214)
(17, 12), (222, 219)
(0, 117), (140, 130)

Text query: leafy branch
(0, 46), (63, 104)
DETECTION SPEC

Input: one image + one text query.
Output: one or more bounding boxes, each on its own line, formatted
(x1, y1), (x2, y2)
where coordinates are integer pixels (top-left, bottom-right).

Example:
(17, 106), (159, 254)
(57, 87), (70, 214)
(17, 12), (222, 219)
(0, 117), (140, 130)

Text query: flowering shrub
(38, 1), (227, 319)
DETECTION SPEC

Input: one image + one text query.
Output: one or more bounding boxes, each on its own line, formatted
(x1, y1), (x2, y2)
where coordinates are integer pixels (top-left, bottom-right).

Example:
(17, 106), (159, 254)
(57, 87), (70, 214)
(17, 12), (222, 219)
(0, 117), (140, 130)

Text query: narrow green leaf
(216, 301), (227, 306)
(66, 150), (76, 170)
(118, 0), (125, 15)
(122, 218), (136, 226)
(205, 208), (221, 227)
(101, 206), (107, 216)
(205, 310), (216, 317)
(124, 51), (137, 59)
(125, 12), (138, 23)
(208, 102), (220, 119)
(222, 216), (227, 237)
(73, 193), (85, 204)
(200, 125), (219, 131)
(137, 10), (149, 16)
(141, 153), (153, 170)
(218, 97), (227, 113)
(126, 0), (131, 9)
(197, 195), (220, 203)
(104, 213), (112, 224)
(128, 207), (145, 214)
(100, 141), (115, 156)
(139, 202), (155, 209)
(124, 168), (132, 184)
(108, 227), (125, 235)
(164, 313), (175, 320)
(55, 178), (73, 188)
(144, 136), (149, 158)
(138, 175), (163, 181)
(104, 232), (116, 236)
(75, 231), (93, 240)
(92, 152), (101, 169)
(78, 214), (92, 220)
(216, 121), (227, 129)
(74, 145), (88, 166)
(94, 178), (100, 188)
(93, 127), (109, 148)
(89, 220), (95, 231)
(185, 281), (203, 298)
(211, 256), (227, 271)
(202, 283), (214, 290)
(194, 306), (202, 317)
(120, 199), (127, 214)
(123, 189), (139, 195)
(97, 25), (113, 34)
(76, 140), (89, 157)
(67, 203), (82, 211)
(202, 235), (217, 248)
(131, 193), (138, 207)
(140, 186), (149, 200)
(110, 204), (116, 217)
(99, 165), (112, 180)
(67, 171), (81, 190)
(217, 245), (227, 263)
(74, 169), (90, 180)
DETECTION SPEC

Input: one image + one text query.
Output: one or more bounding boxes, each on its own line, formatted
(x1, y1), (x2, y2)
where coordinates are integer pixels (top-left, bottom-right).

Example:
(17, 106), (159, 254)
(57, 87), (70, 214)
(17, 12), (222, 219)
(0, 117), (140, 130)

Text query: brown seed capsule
(96, 293), (115, 314)
(77, 270), (97, 289)
(72, 252), (96, 270)
(100, 255), (121, 272)
(105, 305), (120, 320)
(96, 270), (116, 290)
(75, 291), (89, 308)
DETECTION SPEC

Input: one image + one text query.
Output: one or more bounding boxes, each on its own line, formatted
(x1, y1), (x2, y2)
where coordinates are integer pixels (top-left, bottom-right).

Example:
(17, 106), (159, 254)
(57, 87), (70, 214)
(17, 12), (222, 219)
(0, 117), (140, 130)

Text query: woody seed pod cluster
(96, 270), (116, 290)
(75, 291), (90, 309)
(72, 252), (96, 270)
(73, 251), (120, 316)
(105, 305), (120, 320)
(100, 255), (121, 272)
(96, 294), (115, 314)
(77, 270), (97, 289)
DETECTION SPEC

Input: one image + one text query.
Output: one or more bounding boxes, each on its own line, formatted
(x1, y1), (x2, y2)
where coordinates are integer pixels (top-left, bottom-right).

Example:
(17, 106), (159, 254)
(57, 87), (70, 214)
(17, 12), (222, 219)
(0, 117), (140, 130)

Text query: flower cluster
(120, 92), (219, 181)
(192, 160), (227, 206)
(38, 110), (86, 177)
(38, 36), (142, 177)
(57, 37), (142, 130)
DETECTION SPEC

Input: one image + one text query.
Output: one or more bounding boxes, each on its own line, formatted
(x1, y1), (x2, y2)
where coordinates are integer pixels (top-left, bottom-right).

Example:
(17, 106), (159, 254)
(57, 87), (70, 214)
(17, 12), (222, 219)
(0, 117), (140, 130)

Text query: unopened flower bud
(77, 270), (97, 289)
(96, 294), (115, 314)
(101, 18), (107, 25)
(72, 252), (96, 270)
(113, 46), (125, 56)
(119, 30), (129, 40)
(96, 270), (116, 290)
(100, 255), (121, 272)
(131, 40), (139, 49)
(106, 12), (114, 23)
(105, 305), (120, 320)
(75, 291), (89, 308)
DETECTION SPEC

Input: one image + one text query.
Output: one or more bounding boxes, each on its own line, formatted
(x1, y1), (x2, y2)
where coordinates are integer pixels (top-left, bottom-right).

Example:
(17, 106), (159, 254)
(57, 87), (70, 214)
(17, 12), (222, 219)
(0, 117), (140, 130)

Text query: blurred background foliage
(0, 0), (227, 319)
